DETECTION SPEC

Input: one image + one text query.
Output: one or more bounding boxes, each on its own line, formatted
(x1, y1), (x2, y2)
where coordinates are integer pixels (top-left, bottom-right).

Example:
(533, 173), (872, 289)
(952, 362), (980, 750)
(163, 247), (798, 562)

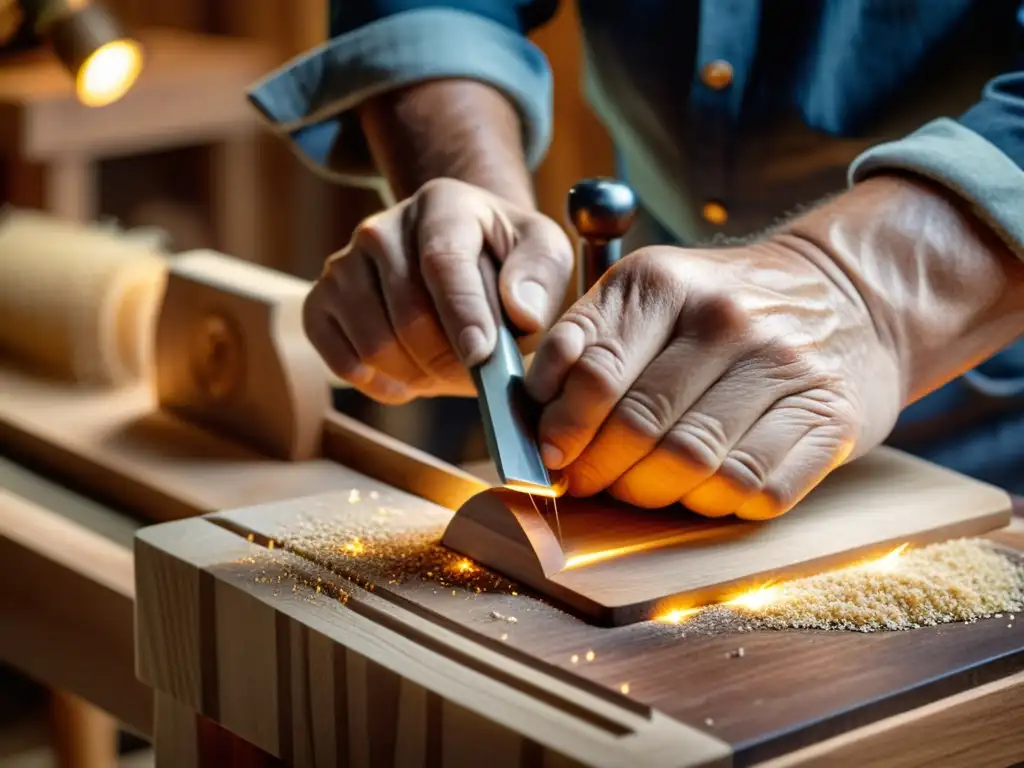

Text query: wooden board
(0, 360), (486, 522)
(442, 449), (1013, 624)
(0, 362), (357, 520)
(0, 458), (152, 736)
(135, 466), (1024, 766)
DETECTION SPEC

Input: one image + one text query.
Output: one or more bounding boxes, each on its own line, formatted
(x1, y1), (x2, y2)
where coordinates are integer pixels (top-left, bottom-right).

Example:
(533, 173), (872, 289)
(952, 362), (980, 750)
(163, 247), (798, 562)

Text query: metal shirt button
(701, 59), (734, 90)
(702, 201), (728, 226)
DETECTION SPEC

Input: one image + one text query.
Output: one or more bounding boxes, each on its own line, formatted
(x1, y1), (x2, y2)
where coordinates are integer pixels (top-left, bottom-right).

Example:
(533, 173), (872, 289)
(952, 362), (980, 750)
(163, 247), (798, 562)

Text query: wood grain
(757, 669), (1024, 768)
(0, 362), (355, 520)
(185, 476), (1024, 765)
(153, 690), (284, 768)
(443, 448), (1012, 624)
(0, 459), (151, 736)
(0, 356), (486, 527)
(137, 517), (729, 768)
(154, 250), (330, 462)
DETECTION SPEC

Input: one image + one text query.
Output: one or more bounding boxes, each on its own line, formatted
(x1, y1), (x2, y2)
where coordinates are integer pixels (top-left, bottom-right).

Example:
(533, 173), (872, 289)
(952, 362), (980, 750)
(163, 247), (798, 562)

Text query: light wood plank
(0, 461), (149, 735)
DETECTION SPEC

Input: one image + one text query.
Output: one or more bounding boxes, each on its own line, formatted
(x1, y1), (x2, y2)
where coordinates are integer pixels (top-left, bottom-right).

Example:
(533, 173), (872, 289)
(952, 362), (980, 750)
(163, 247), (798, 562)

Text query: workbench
(135, 473), (1024, 767)
(3, 219), (1022, 766)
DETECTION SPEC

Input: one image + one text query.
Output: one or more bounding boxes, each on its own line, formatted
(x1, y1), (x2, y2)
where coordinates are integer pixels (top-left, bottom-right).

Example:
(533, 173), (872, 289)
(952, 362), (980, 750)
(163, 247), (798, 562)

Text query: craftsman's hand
(303, 178), (573, 403)
(525, 238), (904, 520)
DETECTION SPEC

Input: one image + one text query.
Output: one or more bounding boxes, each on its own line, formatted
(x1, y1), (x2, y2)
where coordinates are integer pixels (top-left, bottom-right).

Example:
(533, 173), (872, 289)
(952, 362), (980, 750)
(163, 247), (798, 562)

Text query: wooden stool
(0, 28), (275, 264)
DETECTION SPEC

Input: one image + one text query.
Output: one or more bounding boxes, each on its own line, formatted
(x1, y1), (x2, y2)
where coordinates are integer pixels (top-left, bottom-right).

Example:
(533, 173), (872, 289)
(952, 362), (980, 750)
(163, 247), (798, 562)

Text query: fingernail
(541, 442), (564, 468)
(513, 280), (549, 324)
(458, 326), (489, 364)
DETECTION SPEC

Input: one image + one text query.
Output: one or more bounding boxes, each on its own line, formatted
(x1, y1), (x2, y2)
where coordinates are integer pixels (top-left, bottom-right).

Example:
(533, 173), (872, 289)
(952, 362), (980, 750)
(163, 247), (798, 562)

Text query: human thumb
(499, 217), (575, 333)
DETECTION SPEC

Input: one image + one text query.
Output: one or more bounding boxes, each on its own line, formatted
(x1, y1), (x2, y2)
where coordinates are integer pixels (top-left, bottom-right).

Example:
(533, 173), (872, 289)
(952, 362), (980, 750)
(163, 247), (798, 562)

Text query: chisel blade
(471, 325), (565, 499)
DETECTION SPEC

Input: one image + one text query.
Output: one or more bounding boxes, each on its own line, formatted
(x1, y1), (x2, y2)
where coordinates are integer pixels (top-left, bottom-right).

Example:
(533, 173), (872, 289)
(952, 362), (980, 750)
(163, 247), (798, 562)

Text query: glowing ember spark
(620, 683), (631, 694)
(563, 528), (730, 570)
(860, 543), (910, 573)
(342, 539), (365, 555)
(657, 608), (701, 624)
(726, 583), (784, 611)
(453, 558), (476, 574)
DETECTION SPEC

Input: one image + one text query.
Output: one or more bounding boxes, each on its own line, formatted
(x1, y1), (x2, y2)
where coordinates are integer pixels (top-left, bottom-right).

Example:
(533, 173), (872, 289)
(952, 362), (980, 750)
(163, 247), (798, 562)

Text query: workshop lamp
(2, 0), (142, 107)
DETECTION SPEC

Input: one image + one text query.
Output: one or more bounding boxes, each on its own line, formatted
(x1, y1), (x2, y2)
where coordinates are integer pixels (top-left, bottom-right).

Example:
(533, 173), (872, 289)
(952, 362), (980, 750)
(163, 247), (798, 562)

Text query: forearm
(778, 174), (1024, 406)
(359, 78), (535, 207)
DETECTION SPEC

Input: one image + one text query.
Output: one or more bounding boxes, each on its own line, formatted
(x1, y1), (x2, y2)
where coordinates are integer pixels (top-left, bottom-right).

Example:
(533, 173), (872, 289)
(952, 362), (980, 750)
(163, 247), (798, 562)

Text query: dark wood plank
(443, 449), (1011, 625)
(211, 480), (1024, 764)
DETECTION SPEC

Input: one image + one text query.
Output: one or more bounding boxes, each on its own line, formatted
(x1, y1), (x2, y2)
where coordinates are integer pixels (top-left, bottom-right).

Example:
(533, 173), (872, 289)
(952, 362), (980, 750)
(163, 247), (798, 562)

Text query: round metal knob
(567, 178), (638, 242)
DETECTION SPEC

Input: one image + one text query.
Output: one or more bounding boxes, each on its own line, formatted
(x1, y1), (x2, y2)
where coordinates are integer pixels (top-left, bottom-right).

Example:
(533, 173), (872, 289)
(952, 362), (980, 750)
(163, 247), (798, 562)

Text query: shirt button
(701, 60), (734, 90)
(702, 201), (728, 226)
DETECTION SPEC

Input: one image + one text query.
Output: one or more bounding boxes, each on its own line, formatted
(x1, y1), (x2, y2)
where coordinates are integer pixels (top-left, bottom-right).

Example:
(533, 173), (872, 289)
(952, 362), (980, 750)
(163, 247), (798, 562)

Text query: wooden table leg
(212, 131), (262, 265)
(46, 155), (98, 223)
(50, 690), (118, 768)
(154, 691), (283, 768)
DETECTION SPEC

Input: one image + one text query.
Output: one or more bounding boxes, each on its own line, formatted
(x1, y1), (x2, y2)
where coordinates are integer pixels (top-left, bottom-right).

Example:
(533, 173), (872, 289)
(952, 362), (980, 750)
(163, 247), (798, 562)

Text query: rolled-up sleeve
(847, 2), (1024, 397)
(848, 5), (1024, 262)
(246, 2), (557, 187)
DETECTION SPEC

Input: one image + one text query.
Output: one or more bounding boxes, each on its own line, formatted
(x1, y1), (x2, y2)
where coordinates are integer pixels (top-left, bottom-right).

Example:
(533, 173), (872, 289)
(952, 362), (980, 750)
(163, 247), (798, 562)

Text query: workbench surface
(135, 466), (1024, 767)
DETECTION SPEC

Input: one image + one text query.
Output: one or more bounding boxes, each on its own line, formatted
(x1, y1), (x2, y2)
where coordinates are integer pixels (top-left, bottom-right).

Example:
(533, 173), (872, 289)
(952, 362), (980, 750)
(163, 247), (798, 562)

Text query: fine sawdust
(733, 538), (1024, 632)
(243, 495), (1024, 635)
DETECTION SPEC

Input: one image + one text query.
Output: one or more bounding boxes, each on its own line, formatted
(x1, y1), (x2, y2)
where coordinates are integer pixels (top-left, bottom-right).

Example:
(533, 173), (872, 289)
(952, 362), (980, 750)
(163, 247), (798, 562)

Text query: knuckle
(686, 293), (751, 340)
(350, 215), (390, 254)
(663, 413), (729, 474)
(780, 388), (858, 426)
(418, 177), (464, 197)
(621, 246), (667, 277)
(320, 246), (353, 279)
(614, 388), (676, 441)
(542, 324), (583, 369)
(718, 449), (771, 494)
(418, 237), (464, 270)
(610, 248), (679, 311)
(575, 341), (630, 401)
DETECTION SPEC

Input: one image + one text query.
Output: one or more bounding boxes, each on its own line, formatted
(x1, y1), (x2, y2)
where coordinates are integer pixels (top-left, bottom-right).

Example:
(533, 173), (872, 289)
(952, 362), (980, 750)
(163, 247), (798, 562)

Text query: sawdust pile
(737, 539), (1024, 632)
(275, 516), (517, 595)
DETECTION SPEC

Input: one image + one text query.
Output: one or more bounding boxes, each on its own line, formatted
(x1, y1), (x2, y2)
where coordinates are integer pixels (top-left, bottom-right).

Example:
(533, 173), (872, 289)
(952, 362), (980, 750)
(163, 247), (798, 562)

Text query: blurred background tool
(568, 177), (638, 293)
(2, 0), (142, 107)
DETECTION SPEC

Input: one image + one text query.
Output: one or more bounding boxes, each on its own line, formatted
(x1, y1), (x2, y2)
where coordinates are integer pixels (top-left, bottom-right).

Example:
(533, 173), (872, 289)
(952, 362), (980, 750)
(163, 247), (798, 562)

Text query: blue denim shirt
(248, 0), (1024, 492)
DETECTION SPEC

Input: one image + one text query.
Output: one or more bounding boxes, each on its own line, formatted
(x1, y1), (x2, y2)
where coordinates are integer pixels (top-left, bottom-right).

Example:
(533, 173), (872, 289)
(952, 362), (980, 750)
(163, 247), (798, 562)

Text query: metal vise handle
(567, 178), (639, 295)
